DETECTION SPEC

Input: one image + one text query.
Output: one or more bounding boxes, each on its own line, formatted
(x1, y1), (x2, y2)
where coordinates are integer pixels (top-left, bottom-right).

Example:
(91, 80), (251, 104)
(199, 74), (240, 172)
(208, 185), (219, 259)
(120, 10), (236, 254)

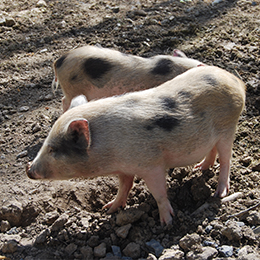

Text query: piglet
(27, 66), (245, 224)
(52, 45), (203, 112)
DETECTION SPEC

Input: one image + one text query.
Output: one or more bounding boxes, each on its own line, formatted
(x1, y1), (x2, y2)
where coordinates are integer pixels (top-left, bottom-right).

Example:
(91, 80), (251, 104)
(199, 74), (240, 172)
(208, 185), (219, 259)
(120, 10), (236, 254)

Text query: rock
(1, 239), (18, 253)
(50, 213), (69, 232)
(17, 150), (28, 158)
(221, 221), (243, 241)
(36, 0), (47, 7)
(80, 216), (91, 229)
(19, 106), (30, 112)
(238, 245), (260, 260)
(179, 233), (201, 252)
(34, 229), (50, 244)
(111, 245), (121, 257)
(43, 211), (59, 225)
(246, 210), (260, 225)
(159, 248), (184, 260)
(80, 246), (93, 259)
(32, 123), (41, 133)
(94, 242), (106, 258)
(147, 253), (157, 260)
(116, 208), (144, 226)
(65, 243), (77, 255)
(0, 200), (23, 226)
(123, 242), (141, 258)
(0, 18), (6, 26)
(0, 220), (11, 232)
(87, 235), (100, 247)
(186, 247), (218, 260)
(146, 239), (164, 257)
(115, 223), (132, 239)
(5, 17), (16, 27)
(218, 245), (233, 257)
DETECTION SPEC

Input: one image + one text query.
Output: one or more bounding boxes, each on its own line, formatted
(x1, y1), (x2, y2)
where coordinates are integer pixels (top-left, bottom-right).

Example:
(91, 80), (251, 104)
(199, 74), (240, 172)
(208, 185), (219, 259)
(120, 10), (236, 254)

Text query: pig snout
(26, 162), (43, 180)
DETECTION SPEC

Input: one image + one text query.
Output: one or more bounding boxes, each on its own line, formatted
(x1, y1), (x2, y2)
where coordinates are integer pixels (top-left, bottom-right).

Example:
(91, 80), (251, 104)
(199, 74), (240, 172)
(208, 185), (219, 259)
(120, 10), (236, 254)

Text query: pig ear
(68, 119), (91, 148)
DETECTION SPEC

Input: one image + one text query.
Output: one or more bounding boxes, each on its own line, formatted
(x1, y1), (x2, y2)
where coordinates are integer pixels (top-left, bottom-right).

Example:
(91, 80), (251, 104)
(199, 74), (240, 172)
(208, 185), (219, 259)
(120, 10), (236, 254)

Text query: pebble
(159, 248), (184, 260)
(146, 239), (164, 257)
(80, 246), (93, 258)
(116, 208), (144, 226)
(186, 246), (218, 260)
(19, 106), (30, 112)
(36, 0), (47, 7)
(111, 245), (121, 257)
(94, 242), (106, 258)
(115, 223), (132, 239)
(17, 150), (28, 158)
(123, 242), (141, 259)
(179, 233), (201, 252)
(34, 229), (50, 244)
(43, 211), (59, 225)
(218, 245), (233, 257)
(50, 213), (69, 232)
(0, 200), (23, 226)
(221, 221), (243, 241)
(65, 243), (77, 255)
(1, 239), (18, 253)
(0, 220), (11, 232)
(5, 17), (16, 27)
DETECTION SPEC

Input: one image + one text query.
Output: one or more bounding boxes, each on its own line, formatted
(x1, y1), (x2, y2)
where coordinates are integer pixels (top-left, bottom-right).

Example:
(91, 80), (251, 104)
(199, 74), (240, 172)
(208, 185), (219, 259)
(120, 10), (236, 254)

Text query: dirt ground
(0, 0), (260, 259)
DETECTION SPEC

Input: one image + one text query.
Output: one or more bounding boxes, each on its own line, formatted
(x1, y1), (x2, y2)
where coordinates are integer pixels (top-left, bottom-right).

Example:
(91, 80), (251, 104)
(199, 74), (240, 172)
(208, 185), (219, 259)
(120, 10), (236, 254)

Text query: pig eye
(47, 146), (54, 154)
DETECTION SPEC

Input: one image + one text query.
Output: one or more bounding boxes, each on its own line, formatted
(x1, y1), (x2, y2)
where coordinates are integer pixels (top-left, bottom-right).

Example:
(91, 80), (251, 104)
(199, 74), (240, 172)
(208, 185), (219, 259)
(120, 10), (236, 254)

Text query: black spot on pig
(49, 132), (88, 162)
(161, 97), (176, 110)
(55, 54), (68, 69)
(146, 114), (180, 132)
(151, 59), (173, 75)
(203, 74), (218, 87)
(83, 58), (113, 80)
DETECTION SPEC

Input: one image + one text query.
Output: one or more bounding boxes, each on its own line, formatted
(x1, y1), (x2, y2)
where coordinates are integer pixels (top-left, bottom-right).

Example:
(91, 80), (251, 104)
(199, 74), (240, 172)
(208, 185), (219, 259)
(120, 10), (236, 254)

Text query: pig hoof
(214, 186), (229, 198)
(103, 199), (126, 214)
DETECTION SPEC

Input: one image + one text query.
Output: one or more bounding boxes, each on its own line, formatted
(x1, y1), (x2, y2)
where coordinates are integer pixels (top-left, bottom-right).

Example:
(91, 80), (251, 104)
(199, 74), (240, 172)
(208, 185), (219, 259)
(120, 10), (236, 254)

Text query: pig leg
(62, 97), (71, 112)
(194, 146), (217, 170)
(214, 136), (234, 198)
(142, 167), (174, 224)
(103, 174), (134, 213)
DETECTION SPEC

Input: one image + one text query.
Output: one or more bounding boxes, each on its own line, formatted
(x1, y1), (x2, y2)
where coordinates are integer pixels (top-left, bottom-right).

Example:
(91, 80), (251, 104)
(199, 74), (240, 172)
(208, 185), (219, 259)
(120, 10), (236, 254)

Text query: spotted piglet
(27, 66), (245, 224)
(52, 45), (203, 112)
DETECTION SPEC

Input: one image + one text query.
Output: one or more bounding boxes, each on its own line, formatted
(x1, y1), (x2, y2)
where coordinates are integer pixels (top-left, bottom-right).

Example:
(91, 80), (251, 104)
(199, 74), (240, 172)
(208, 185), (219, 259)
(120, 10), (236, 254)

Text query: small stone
(123, 242), (141, 259)
(111, 245), (121, 257)
(80, 246), (93, 259)
(36, 0), (47, 7)
(19, 106), (30, 112)
(34, 229), (50, 244)
(115, 223), (131, 239)
(17, 150), (28, 158)
(146, 239), (164, 257)
(186, 247), (218, 260)
(0, 220), (11, 232)
(159, 248), (184, 260)
(65, 243), (77, 255)
(0, 18), (6, 26)
(5, 18), (16, 27)
(87, 235), (100, 247)
(179, 233), (201, 252)
(94, 242), (106, 258)
(80, 216), (91, 229)
(147, 253), (157, 260)
(32, 123), (41, 133)
(0, 200), (23, 226)
(221, 221), (243, 241)
(116, 208), (144, 226)
(43, 211), (59, 225)
(50, 213), (69, 232)
(1, 240), (18, 253)
(218, 245), (233, 257)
